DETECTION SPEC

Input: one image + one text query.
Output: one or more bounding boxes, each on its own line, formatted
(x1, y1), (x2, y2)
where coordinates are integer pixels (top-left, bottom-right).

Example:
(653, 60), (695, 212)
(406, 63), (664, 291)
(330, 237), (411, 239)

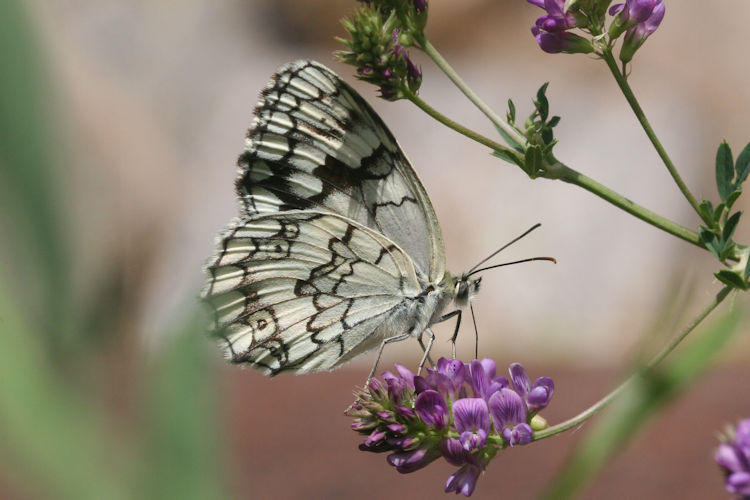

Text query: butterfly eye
(472, 277), (482, 295)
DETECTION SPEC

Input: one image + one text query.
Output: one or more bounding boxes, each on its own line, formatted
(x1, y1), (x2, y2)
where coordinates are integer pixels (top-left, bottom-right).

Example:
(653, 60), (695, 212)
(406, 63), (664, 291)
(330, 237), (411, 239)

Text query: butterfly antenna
(470, 302), (479, 359)
(467, 256), (557, 277)
(467, 223), (543, 275)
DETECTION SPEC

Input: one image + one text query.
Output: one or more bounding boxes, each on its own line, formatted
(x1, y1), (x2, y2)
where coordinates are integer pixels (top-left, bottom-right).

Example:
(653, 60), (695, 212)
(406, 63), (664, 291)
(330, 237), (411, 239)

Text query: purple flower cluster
(348, 358), (554, 496)
(608, 0), (665, 62)
(716, 419), (750, 498)
(338, 4), (423, 101)
(526, 0), (593, 54)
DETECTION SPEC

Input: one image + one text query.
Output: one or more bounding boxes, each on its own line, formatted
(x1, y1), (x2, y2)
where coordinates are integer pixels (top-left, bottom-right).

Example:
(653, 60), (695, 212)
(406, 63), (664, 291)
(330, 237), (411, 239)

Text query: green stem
(533, 285), (732, 441)
(406, 91), (523, 164)
(420, 40), (528, 149)
(416, 40), (702, 247)
(602, 49), (709, 225)
(408, 89), (703, 248)
(546, 160), (704, 248)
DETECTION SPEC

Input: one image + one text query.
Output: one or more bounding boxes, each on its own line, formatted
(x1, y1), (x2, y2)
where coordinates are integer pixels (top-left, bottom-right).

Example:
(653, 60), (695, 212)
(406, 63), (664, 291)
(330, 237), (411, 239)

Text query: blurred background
(1, 0), (749, 498)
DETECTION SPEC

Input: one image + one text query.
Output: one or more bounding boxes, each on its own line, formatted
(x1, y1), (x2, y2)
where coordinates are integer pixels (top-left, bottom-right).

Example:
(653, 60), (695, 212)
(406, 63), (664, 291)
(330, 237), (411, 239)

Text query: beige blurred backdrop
(14, 1), (750, 499)
(34, 0), (749, 368)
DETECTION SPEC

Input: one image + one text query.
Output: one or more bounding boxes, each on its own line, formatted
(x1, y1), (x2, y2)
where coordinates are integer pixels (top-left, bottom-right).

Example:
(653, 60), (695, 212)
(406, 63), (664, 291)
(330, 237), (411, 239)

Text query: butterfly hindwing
(203, 211), (423, 374)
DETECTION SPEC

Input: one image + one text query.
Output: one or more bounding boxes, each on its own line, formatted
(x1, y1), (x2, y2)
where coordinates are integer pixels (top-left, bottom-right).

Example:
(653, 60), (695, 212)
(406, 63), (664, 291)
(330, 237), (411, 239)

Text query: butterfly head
(454, 274), (481, 308)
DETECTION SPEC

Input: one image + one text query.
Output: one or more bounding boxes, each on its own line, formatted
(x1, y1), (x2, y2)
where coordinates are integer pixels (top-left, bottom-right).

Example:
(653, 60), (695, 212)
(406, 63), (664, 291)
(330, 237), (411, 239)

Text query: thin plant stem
(414, 41), (703, 248)
(408, 91), (703, 248)
(602, 49), (709, 225)
(533, 285), (733, 441)
(420, 40), (528, 149)
(546, 160), (703, 248)
(406, 91), (522, 163)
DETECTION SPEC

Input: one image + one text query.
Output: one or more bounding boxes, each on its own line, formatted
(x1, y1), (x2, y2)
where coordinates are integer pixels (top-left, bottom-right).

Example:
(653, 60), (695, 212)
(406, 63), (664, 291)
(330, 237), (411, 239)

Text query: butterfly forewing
(237, 60), (445, 281)
(203, 60), (454, 374)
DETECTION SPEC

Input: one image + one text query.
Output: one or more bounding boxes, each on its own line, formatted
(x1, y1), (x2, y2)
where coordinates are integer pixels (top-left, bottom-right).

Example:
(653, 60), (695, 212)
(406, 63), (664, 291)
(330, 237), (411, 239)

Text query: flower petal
(727, 470), (750, 496)
(387, 447), (441, 474)
(528, 377), (555, 412)
(439, 437), (470, 466)
(445, 463), (481, 497)
(489, 388), (527, 431)
(509, 363), (531, 399)
(453, 398), (490, 435)
(415, 390), (449, 429)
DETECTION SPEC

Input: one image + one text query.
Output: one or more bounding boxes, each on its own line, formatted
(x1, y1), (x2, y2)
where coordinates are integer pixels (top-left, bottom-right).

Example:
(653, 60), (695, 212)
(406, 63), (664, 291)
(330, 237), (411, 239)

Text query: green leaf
(712, 202), (727, 224)
(492, 148), (523, 167)
(541, 127), (554, 146)
(524, 145), (544, 178)
(698, 199), (714, 223)
(535, 82), (550, 122)
(721, 211), (742, 244)
(715, 270), (748, 290)
(493, 123), (523, 153)
(724, 189), (742, 212)
(735, 142), (750, 186)
(507, 98), (516, 124)
(699, 227), (720, 259)
(547, 115), (561, 128)
(716, 141), (734, 202)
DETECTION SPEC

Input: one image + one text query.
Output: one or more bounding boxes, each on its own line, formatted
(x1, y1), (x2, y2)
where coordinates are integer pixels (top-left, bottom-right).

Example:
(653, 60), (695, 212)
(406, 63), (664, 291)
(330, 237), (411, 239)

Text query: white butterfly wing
(203, 212), (423, 374)
(202, 60), (452, 374)
(236, 60), (445, 282)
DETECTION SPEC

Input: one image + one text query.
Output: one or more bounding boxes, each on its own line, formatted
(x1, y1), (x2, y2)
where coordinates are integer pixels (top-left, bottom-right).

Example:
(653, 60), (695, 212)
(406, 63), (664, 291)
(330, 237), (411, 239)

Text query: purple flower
(412, 0), (427, 14)
(527, 0), (578, 31)
(716, 419), (750, 497)
(445, 462), (482, 496)
(348, 358), (555, 496)
(387, 446), (441, 473)
(468, 359), (508, 400)
(619, 1), (664, 63)
(488, 388), (533, 446)
(609, 0), (660, 25)
(526, 0), (593, 54)
(509, 362), (555, 413)
(453, 398), (490, 451)
(415, 390), (449, 429)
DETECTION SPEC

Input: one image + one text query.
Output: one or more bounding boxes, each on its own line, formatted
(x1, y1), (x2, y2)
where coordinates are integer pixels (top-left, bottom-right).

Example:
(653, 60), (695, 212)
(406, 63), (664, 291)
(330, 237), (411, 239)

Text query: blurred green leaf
(139, 315), (228, 500)
(716, 141), (734, 202)
(735, 142), (750, 187)
(715, 270), (748, 290)
(0, 285), (130, 500)
(540, 291), (741, 499)
(0, 0), (73, 351)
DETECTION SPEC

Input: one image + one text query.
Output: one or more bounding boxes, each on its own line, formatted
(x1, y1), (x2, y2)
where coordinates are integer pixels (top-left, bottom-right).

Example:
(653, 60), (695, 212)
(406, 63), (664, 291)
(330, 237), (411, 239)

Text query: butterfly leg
(417, 331), (435, 368)
(416, 328), (435, 375)
(365, 330), (414, 386)
(434, 309), (461, 359)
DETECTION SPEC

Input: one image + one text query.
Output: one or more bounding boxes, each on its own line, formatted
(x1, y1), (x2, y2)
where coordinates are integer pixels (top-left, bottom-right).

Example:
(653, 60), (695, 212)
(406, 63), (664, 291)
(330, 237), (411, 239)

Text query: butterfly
(201, 60), (482, 376)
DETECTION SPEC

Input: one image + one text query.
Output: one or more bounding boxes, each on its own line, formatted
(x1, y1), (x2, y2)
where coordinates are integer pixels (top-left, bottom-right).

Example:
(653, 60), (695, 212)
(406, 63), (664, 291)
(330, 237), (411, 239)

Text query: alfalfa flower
(715, 419), (750, 498)
(348, 358), (555, 496)
(526, 0), (594, 54)
(608, 0), (665, 62)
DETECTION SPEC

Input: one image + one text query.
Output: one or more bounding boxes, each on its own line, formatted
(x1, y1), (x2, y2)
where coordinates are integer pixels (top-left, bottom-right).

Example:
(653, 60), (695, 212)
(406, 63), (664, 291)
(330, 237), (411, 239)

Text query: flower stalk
(600, 48), (709, 225)
(534, 285), (732, 440)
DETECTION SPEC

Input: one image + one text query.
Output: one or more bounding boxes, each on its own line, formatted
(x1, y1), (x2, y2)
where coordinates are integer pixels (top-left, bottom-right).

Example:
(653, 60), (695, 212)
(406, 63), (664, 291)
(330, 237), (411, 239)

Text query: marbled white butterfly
(202, 60), (484, 376)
